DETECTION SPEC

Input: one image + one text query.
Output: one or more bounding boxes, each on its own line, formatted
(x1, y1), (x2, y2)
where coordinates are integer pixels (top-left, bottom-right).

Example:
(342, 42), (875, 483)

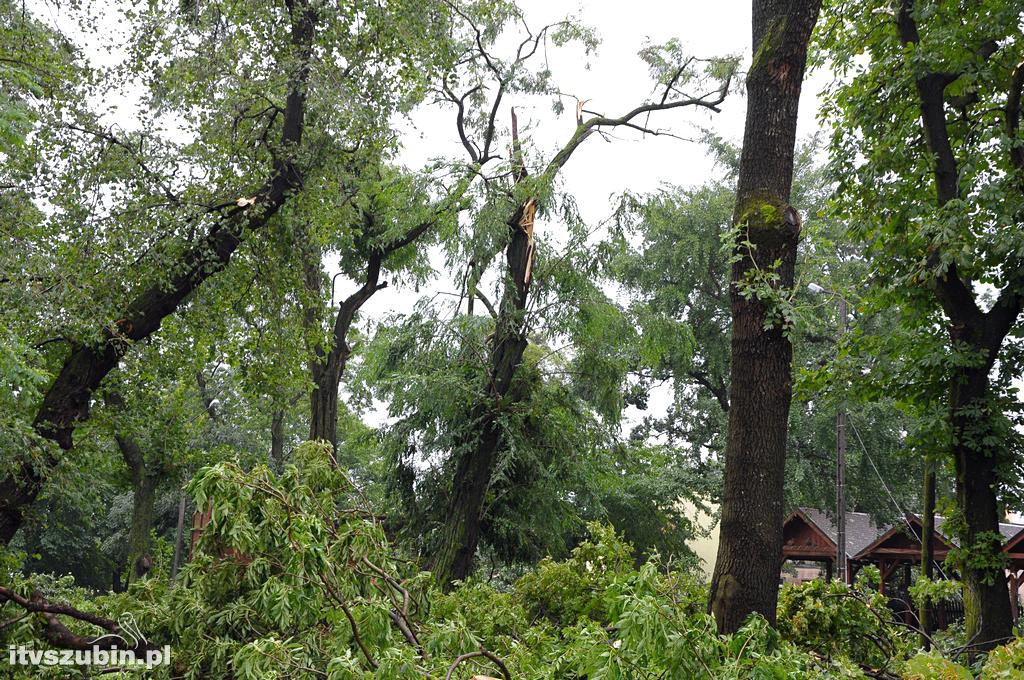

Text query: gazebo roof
(782, 508), (1024, 565)
(782, 508), (884, 561)
(933, 516), (1024, 547)
(799, 507), (884, 558)
(1001, 526), (1024, 570)
(853, 514), (953, 562)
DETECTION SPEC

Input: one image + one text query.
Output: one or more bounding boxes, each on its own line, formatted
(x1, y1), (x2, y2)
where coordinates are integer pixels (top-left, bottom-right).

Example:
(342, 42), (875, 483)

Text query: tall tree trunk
(301, 207), (436, 454)
(0, 1), (315, 546)
(708, 0), (821, 634)
(307, 253), (384, 454)
(115, 435), (158, 589)
(430, 411), (505, 585)
(951, 363), (1013, 648)
(921, 454), (937, 647)
(270, 409), (286, 470)
(430, 193), (535, 588)
(309, 357), (344, 450)
(919, 457), (935, 649)
(893, 0), (1019, 647)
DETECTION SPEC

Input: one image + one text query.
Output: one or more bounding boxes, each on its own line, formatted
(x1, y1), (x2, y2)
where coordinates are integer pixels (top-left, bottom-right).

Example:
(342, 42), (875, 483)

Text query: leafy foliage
(777, 578), (910, 670)
(1, 457), (879, 678)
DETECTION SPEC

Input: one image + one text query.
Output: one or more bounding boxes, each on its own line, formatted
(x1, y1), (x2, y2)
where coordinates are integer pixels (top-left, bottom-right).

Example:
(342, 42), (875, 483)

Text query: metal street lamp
(808, 282), (850, 583)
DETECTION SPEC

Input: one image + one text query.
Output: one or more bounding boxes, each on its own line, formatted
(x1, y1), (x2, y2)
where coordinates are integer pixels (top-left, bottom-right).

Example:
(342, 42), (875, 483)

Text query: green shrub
(901, 650), (972, 679)
(513, 522), (632, 626)
(777, 578), (909, 669)
(5, 451), (1018, 679)
(981, 637), (1024, 678)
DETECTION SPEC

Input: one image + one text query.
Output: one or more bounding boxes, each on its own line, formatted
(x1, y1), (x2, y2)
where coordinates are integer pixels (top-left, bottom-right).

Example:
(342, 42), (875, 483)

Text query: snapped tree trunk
(430, 196), (534, 588)
(709, 0), (821, 634)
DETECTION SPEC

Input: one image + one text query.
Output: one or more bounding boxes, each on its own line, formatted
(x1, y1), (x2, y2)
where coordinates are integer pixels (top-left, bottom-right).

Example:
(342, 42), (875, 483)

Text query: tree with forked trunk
(819, 0), (1024, 648)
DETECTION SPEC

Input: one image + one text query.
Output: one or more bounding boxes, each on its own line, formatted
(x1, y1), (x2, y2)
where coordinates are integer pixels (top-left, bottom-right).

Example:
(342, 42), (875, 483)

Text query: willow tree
(611, 140), (924, 526)
(0, 0), (448, 544)
(349, 2), (737, 586)
(709, 0), (822, 633)
(819, 0), (1024, 647)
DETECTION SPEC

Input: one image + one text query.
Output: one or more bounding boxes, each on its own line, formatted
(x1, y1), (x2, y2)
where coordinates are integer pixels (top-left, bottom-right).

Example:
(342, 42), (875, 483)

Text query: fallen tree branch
(0, 587), (156, 653)
(444, 648), (512, 680)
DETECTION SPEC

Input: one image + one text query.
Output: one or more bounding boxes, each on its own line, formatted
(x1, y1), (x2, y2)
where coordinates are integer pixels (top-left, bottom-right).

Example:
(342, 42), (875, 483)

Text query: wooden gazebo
(851, 514), (953, 595)
(782, 508), (1024, 626)
(781, 508), (883, 584)
(1002, 527), (1024, 620)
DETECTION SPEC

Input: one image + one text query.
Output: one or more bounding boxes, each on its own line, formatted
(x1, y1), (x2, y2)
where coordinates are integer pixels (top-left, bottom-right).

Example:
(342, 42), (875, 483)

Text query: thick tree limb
(895, 0), (987, 328)
(0, 0), (317, 547)
(0, 587), (156, 652)
(444, 648), (511, 680)
(688, 369), (730, 413)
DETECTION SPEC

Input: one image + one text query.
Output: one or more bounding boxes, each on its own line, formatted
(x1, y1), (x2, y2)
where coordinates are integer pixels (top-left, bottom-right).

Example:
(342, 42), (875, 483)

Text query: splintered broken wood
(519, 198), (537, 285)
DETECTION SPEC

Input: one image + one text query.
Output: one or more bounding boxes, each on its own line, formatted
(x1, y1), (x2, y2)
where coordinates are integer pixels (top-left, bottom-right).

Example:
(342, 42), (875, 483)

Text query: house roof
(793, 507), (885, 559)
(784, 508), (1024, 563)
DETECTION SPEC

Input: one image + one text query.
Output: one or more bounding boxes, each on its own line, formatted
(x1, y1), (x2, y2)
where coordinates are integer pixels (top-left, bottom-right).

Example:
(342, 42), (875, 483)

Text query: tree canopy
(3, 0), (1024, 676)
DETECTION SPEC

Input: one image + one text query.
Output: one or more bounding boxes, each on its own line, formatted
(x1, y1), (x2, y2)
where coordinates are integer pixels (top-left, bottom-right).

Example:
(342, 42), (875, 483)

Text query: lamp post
(809, 283), (849, 583)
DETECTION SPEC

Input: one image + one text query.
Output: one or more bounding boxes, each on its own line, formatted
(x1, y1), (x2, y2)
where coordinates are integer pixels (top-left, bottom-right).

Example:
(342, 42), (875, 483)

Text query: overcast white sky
(345, 0), (831, 435)
(367, 0), (827, 314)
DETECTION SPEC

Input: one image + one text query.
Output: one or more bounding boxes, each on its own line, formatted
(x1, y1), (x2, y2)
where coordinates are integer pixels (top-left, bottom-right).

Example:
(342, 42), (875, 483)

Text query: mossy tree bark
(708, 0), (821, 634)
(115, 434), (158, 589)
(920, 458), (935, 648)
(950, 361), (1014, 648)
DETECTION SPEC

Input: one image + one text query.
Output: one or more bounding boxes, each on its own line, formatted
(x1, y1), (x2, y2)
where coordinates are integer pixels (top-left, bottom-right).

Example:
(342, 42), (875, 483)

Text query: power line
(847, 415), (949, 581)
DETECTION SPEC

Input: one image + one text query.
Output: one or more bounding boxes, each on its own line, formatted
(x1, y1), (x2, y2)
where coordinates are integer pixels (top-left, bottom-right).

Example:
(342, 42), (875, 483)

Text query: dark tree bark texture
(430, 196), (534, 587)
(708, 0), (821, 634)
(304, 214), (434, 455)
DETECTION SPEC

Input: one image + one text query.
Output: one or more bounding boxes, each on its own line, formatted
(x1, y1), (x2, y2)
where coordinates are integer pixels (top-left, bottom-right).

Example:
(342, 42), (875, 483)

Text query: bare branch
(445, 648), (512, 680)
(545, 75), (731, 175)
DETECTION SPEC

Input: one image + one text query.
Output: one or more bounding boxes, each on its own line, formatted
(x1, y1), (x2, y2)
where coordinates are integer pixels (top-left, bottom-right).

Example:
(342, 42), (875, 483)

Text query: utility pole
(836, 296), (848, 584)
(170, 496), (186, 584)
(809, 283), (850, 584)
